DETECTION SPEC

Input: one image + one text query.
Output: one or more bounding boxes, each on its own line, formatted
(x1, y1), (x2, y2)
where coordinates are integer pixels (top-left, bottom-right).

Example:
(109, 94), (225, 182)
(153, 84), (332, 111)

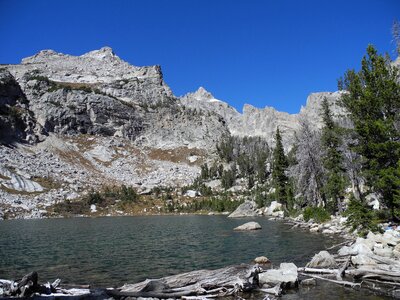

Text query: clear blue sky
(0, 0), (399, 113)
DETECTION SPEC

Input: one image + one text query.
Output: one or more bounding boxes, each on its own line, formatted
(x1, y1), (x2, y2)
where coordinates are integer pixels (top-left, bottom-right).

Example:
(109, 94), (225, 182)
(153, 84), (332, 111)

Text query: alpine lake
(0, 215), (389, 299)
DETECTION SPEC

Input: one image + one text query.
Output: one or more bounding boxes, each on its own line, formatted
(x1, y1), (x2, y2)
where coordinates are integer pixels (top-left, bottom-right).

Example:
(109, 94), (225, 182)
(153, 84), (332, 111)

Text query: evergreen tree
(200, 163), (209, 180)
(339, 45), (400, 220)
(321, 98), (347, 213)
(272, 128), (289, 206)
(255, 150), (268, 183)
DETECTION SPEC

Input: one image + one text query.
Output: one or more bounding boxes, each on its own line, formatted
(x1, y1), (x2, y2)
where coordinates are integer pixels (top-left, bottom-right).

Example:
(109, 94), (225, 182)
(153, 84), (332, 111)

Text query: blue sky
(0, 0), (399, 113)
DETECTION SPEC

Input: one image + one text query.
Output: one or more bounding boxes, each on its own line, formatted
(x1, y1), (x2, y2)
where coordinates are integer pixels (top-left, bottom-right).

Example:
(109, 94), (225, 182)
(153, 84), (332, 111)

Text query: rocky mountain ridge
(182, 87), (346, 147)
(0, 47), (346, 218)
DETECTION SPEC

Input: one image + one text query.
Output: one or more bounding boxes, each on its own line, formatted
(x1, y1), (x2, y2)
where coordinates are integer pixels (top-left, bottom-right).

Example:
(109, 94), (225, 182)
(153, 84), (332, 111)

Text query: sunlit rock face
(181, 87), (347, 148)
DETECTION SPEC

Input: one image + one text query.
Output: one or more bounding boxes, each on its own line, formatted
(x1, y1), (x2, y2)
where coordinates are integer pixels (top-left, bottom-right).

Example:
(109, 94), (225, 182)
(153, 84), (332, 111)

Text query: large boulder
(264, 201), (283, 216)
(393, 244), (400, 258)
(0, 167), (44, 193)
(382, 231), (400, 246)
(228, 200), (258, 218)
(338, 243), (373, 257)
(258, 263), (298, 288)
(351, 254), (377, 266)
(373, 244), (393, 258)
(306, 251), (337, 269)
(234, 221), (262, 231)
(355, 237), (375, 250)
(366, 193), (380, 210)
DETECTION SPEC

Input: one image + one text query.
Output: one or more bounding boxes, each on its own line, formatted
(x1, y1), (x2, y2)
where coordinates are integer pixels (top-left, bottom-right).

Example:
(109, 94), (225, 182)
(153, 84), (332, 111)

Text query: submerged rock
(228, 200), (258, 218)
(234, 222), (261, 231)
(306, 250), (337, 269)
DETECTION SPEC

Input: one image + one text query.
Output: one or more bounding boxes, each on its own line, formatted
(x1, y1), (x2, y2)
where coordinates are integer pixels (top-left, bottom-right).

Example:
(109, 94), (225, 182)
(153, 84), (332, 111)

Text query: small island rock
(234, 221), (262, 231)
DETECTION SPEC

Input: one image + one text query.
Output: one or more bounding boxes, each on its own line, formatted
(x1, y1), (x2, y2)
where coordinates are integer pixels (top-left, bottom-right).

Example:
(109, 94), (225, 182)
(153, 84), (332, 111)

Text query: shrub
(344, 198), (380, 236)
(120, 185), (139, 202)
(303, 206), (330, 223)
(85, 189), (104, 205)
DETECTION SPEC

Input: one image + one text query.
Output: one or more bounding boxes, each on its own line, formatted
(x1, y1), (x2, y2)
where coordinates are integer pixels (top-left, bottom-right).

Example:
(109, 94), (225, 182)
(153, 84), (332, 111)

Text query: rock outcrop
(306, 250), (337, 269)
(180, 87), (347, 148)
(0, 47), (356, 218)
(258, 262), (298, 288)
(228, 200), (258, 218)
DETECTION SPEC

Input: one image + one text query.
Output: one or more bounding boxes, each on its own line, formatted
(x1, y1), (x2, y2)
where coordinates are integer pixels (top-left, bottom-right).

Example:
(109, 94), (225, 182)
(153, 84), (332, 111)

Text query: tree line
(196, 45), (399, 232)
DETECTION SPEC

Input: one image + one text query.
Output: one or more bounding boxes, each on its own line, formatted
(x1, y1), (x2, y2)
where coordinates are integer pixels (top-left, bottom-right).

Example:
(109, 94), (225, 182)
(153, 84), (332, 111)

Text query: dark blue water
(0, 215), (388, 299)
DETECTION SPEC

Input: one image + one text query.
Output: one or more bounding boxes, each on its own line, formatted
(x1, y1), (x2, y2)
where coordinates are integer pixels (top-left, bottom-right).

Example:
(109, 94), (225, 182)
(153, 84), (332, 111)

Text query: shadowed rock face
(0, 69), (37, 144)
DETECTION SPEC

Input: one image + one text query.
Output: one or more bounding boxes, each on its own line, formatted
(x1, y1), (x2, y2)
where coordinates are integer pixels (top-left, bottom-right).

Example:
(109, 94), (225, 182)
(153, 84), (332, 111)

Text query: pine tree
(339, 45), (400, 220)
(321, 98), (347, 214)
(272, 128), (289, 206)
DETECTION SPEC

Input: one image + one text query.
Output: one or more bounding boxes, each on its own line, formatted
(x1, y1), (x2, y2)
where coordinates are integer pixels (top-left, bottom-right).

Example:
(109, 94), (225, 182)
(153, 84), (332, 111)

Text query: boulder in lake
(234, 221), (261, 231)
(306, 250), (337, 269)
(258, 262), (298, 288)
(228, 200), (258, 218)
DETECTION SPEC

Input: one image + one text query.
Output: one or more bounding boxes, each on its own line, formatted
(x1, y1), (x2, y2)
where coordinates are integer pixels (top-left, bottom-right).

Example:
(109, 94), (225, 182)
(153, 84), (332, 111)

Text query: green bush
(303, 206), (331, 223)
(344, 198), (380, 237)
(120, 185), (139, 202)
(85, 189), (104, 205)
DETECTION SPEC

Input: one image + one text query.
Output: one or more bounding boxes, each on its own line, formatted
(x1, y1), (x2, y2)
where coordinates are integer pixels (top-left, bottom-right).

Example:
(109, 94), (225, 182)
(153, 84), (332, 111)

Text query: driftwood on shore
(299, 252), (400, 298)
(3, 249), (400, 299)
(0, 265), (263, 299)
(108, 264), (262, 299)
(0, 272), (91, 298)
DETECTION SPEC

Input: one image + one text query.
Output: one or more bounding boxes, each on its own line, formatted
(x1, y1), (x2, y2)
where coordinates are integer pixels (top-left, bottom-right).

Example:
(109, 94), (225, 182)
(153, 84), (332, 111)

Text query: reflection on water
(0, 215), (388, 299)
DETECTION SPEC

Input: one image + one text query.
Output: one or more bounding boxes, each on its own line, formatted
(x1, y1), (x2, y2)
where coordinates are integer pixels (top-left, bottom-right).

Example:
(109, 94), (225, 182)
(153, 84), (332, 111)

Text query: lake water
(0, 215), (388, 299)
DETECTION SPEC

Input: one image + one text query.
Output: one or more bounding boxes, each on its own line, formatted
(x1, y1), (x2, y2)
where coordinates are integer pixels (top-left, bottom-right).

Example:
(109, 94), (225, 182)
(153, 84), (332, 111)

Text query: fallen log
(300, 273), (361, 289)
(337, 255), (351, 280)
(111, 264), (261, 299)
(348, 267), (400, 281)
(257, 284), (282, 296)
(0, 272), (91, 298)
(326, 241), (352, 251)
(298, 267), (340, 275)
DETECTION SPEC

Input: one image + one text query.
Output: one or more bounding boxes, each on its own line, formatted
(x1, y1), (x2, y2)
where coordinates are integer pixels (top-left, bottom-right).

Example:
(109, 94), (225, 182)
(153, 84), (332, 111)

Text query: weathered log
(336, 255), (351, 280)
(326, 241), (352, 251)
(348, 267), (400, 281)
(257, 284), (282, 296)
(106, 288), (196, 298)
(115, 264), (261, 299)
(298, 267), (339, 275)
(300, 273), (361, 288)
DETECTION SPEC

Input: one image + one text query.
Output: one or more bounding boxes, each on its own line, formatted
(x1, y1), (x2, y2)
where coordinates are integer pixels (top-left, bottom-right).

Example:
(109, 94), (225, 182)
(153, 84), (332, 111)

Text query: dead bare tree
(289, 118), (326, 207)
